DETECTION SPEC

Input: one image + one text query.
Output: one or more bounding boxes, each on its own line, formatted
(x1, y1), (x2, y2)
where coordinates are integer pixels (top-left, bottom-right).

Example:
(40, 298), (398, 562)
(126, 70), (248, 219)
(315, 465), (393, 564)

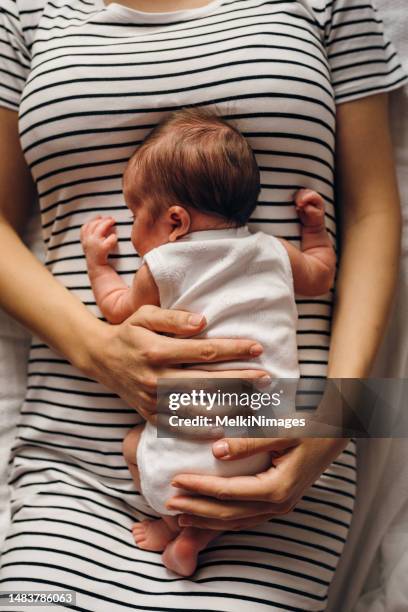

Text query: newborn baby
(81, 108), (336, 576)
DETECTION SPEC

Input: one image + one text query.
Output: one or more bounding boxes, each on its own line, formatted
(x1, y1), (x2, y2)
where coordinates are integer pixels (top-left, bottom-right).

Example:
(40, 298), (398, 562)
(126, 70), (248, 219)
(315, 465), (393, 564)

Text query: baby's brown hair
(124, 107), (260, 226)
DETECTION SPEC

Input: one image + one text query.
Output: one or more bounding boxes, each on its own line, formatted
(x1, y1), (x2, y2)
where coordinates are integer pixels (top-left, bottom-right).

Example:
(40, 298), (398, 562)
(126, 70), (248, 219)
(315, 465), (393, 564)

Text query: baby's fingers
(81, 216), (101, 239)
(94, 216), (116, 238)
(103, 233), (118, 252)
(81, 216), (110, 243)
(83, 215), (104, 233)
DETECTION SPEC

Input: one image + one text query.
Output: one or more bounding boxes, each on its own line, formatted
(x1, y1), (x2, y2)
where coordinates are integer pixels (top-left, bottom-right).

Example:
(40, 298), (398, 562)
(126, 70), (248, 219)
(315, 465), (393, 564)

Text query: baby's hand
(295, 189), (325, 230)
(80, 215), (118, 265)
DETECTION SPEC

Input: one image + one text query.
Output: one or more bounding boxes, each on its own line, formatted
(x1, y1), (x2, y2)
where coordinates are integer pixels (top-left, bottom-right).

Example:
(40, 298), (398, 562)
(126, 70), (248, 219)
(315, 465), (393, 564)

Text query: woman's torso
(13, 0), (336, 503)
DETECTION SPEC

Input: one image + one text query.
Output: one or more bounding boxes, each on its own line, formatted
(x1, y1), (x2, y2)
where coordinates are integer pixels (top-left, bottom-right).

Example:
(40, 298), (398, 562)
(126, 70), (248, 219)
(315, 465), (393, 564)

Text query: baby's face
(123, 168), (171, 256)
(123, 165), (203, 255)
(128, 199), (170, 257)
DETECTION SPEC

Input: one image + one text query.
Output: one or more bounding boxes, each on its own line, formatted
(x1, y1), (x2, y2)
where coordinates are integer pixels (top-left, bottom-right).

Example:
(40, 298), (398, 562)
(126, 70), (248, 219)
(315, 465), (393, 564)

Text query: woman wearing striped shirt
(0, 0), (406, 610)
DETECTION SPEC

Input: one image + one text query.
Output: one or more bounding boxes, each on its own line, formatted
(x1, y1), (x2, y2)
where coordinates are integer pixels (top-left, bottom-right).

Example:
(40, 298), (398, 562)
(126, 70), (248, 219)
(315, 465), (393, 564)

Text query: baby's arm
(81, 216), (159, 324)
(279, 189), (336, 296)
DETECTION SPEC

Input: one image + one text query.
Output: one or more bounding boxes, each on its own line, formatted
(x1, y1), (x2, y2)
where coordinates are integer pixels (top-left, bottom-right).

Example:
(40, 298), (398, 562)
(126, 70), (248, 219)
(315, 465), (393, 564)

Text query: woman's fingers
(130, 305), (207, 335)
(171, 469), (290, 503)
(135, 388), (156, 412)
(130, 306), (265, 365)
(166, 494), (273, 519)
(211, 437), (300, 460)
(162, 367), (268, 379)
(177, 512), (274, 531)
(140, 333), (264, 366)
(173, 337), (264, 365)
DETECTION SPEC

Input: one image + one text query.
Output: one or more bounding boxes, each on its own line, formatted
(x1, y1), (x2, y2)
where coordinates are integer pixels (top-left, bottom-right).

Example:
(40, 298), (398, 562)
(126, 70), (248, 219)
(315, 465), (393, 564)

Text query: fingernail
(213, 440), (229, 458)
(178, 515), (192, 527)
(256, 375), (272, 389)
(249, 343), (263, 356)
(188, 314), (204, 327)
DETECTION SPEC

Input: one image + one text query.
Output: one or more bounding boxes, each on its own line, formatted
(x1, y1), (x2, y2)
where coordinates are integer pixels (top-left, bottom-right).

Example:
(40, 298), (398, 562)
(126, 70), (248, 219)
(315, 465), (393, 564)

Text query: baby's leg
(123, 426), (178, 551)
(123, 427), (221, 575)
(162, 525), (220, 577)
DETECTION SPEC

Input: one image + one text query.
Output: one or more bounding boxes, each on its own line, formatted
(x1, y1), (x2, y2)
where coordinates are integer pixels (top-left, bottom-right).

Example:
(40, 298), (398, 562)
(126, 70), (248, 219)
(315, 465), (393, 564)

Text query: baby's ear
(167, 205), (191, 242)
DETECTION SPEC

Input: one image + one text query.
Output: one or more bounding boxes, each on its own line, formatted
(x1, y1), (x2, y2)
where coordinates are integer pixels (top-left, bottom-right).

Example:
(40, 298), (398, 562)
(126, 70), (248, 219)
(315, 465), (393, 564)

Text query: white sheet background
(0, 3), (407, 606)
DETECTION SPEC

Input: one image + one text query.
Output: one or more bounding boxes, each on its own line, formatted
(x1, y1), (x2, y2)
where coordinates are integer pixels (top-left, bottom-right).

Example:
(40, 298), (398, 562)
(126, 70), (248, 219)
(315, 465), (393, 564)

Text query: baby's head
(123, 107), (260, 256)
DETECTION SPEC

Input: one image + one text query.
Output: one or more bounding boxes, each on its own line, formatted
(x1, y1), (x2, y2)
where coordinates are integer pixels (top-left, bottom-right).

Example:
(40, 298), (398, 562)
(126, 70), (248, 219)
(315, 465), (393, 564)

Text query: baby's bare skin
(81, 188), (335, 577)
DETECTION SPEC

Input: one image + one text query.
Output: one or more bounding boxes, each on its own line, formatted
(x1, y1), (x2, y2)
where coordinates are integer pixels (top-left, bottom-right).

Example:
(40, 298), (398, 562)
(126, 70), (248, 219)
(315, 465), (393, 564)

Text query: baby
(81, 108), (336, 576)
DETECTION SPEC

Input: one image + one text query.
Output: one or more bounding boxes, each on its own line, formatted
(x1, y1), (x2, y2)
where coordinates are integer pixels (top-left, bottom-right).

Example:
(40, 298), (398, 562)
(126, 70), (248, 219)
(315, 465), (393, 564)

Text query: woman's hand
(85, 304), (268, 422)
(167, 436), (349, 530)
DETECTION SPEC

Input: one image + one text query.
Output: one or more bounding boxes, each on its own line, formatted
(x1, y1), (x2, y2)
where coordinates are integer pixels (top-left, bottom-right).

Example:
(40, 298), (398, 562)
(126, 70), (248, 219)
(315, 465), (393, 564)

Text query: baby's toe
(132, 524), (147, 542)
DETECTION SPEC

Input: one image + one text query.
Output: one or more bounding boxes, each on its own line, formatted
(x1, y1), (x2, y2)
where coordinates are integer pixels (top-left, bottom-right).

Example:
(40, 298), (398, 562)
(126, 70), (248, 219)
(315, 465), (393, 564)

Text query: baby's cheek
(131, 229), (142, 252)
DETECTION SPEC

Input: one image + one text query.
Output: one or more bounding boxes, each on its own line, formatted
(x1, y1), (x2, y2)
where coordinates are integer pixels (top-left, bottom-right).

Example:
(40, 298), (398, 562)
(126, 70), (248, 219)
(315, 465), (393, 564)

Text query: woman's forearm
(0, 107), (103, 370)
(328, 209), (400, 378)
(328, 93), (401, 378)
(0, 218), (102, 369)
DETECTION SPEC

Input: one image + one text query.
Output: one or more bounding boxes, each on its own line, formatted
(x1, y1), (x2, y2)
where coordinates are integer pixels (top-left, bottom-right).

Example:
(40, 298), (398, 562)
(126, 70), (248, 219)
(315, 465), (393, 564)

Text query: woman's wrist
(70, 315), (111, 377)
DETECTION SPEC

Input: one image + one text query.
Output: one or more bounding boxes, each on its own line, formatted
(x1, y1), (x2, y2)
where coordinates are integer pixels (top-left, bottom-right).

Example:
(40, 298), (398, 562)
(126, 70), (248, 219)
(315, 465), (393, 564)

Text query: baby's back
(144, 226), (299, 378)
(139, 226), (299, 516)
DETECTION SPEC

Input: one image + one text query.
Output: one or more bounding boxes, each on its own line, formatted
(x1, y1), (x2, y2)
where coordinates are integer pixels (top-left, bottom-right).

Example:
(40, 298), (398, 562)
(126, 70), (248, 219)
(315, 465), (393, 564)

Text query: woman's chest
(19, 0), (335, 178)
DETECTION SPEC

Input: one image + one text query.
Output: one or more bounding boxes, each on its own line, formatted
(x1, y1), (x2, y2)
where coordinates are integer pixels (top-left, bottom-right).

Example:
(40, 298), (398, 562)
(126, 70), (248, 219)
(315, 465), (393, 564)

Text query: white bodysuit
(138, 226), (299, 515)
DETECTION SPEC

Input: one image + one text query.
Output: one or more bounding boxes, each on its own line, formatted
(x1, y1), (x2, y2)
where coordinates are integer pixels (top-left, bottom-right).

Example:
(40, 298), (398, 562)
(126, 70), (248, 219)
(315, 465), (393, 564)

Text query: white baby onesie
(137, 226), (299, 515)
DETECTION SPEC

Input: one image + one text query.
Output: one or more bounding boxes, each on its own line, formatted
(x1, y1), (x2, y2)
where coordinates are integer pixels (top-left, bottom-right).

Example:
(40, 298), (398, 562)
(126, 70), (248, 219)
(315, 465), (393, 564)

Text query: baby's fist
(295, 189), (325, 229)
(81, 215), (118, 265)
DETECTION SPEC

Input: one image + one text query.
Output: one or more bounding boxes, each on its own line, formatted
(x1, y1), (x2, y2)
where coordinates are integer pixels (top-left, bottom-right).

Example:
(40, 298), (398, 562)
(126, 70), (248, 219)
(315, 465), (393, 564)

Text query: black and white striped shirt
(0, 1), (406, 610)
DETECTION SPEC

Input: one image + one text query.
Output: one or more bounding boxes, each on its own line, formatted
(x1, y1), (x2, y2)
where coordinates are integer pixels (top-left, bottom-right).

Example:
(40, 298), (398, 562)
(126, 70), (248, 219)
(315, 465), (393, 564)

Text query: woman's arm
(168, 92), (402, 527)
(0, 108), (103, 368)
(0, 107), (268, 421)
(329, 93), (401, 377)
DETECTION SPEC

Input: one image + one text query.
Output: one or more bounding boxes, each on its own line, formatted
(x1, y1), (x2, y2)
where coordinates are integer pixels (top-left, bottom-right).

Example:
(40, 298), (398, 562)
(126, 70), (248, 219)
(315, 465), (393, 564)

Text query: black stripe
(16, 437), (126, 460)
(9, 465), (138, 497)
(28, 41), (330, 84)
(238, 529), (340, 559)
(1, 545), (181, 583)
(25, 396), (134, 414)
(20, 73), (333, 127)
(21, 411), (134, 428)
(204, 542), (335, 571)
(30, 16), (323, 47)
(271, 517), (346, 544)
(335, 74), (407, 100)
(18, 423), (124, 443)
(30, 24), (325, 63)
(0, 574), (315, 612)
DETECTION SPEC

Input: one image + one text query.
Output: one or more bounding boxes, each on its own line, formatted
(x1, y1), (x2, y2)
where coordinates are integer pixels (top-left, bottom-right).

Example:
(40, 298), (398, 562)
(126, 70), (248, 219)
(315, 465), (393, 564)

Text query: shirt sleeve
(312, 0), (408, 104)
(0, 0), (30, 111)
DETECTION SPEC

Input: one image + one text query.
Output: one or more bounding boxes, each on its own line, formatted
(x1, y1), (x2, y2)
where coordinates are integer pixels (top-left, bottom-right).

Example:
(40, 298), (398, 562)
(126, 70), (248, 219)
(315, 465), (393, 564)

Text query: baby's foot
(132, 519), (176, 552)
(295, 189), (325, 230)
(162, 527), (217, 577)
